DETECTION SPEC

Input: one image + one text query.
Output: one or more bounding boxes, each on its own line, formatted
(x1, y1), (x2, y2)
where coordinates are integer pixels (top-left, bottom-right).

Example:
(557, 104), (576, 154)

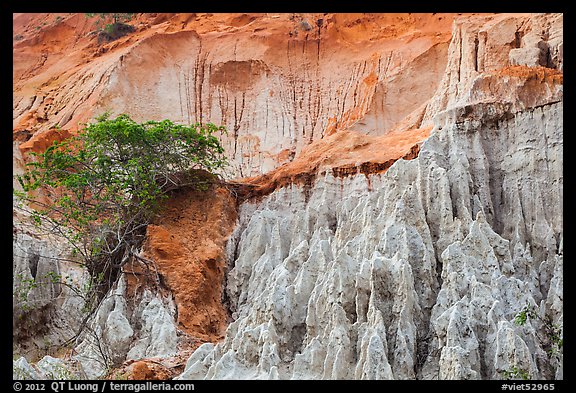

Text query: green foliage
(502, 366), (530, 380)
(85, 13), (134, 25)
(85, 13), (135, 42)
(16, 113), (227, 304)
(507, 304), (563, 379)
(14, 270), (80, 314)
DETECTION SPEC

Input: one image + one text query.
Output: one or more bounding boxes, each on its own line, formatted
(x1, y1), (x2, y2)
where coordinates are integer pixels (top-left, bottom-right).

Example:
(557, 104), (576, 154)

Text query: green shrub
(15, 113), (227, 307)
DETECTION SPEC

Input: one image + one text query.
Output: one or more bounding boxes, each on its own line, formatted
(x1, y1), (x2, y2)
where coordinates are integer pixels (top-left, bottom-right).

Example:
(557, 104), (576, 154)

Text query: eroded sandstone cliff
(13, 13), (463, 177)
(177, 101), (562, 380)
(13, 12), (562, 380)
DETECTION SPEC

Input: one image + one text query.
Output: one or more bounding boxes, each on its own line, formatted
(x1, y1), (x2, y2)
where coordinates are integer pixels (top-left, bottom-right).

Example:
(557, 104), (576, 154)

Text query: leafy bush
(502, 366), (530, 380)
(514, 304), (563, 359)
(15, 113), (227, 306)
(85, 13), (136, 42)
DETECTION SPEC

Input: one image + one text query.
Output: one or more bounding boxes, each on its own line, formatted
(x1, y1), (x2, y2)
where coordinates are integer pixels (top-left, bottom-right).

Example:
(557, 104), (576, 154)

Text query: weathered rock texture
(13, 184), (238, 379)
(141, 187), (237, 341)
(71, 275), (179, 379)
(177, 13), (563, 380)
(13, 355), (79, 380)
(13, 13), (465, 178)
(12, 214), (86, 362)
(13, 12), (562, 381)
